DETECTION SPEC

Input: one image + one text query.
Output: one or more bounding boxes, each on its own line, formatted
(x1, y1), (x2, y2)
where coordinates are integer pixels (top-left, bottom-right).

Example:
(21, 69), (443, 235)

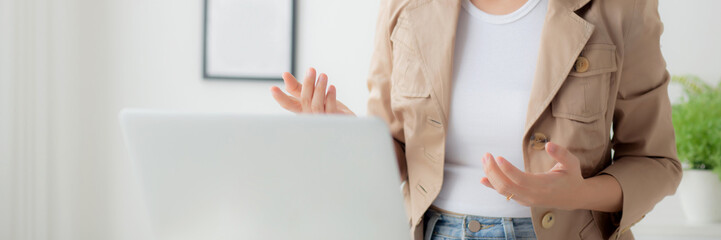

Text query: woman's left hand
(480, 142), (587, 210)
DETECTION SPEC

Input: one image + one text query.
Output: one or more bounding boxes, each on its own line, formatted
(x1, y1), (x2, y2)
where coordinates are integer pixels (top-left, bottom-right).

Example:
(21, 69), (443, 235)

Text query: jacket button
(574, 56), (590, 73)
(541, 212), (555, 229)
(530, 132), (548, 150)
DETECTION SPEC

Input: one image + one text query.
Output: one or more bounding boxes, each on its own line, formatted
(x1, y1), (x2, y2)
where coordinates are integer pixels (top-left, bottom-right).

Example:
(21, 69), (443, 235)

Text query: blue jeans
(423, 207), (537, 240)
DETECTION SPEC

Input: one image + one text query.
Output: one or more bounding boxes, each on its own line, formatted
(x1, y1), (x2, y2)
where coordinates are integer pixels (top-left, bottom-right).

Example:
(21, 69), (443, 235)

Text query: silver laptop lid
(120, 109), (409, 240)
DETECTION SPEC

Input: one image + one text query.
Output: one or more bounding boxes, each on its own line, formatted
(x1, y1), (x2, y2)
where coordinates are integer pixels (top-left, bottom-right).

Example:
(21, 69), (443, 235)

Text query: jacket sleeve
(599, 0), (683, 238)
(366, 0), (408, 182)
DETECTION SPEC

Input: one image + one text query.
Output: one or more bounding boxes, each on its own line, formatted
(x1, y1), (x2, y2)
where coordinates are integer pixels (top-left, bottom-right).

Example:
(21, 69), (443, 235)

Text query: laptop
(119, 109), (409, 240)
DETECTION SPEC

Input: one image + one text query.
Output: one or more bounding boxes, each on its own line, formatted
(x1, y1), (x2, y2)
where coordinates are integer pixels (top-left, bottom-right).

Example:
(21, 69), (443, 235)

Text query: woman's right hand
(270, 68), (355, 116)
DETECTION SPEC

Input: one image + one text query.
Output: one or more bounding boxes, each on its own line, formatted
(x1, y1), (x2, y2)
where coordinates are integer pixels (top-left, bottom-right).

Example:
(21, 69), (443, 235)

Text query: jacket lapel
(402, 0), (462, 122)
(523, 0), (594, 139)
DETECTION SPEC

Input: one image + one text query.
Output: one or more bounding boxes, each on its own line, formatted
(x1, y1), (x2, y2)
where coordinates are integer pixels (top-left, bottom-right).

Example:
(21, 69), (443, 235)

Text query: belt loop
(461, 216), (467, 240)
(503, 218), (515, 240)
(424, 210), (441, 240)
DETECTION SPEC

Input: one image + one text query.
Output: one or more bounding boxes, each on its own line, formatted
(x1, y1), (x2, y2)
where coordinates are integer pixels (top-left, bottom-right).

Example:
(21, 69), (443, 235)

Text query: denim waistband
(424, 207), (537, 240)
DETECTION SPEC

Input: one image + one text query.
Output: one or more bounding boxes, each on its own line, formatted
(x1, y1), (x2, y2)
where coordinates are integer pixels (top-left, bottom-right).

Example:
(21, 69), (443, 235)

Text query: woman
(270, 0), (681, 239)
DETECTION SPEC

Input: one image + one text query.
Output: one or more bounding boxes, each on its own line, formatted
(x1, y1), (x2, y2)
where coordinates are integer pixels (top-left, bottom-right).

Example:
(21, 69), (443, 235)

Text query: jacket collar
(402, 0), (594, 138)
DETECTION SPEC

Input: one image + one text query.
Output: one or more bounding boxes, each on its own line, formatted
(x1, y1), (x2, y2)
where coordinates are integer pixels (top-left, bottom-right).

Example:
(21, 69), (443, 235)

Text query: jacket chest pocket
(552, 44), (617, 123)
(389, 17), (431, 99)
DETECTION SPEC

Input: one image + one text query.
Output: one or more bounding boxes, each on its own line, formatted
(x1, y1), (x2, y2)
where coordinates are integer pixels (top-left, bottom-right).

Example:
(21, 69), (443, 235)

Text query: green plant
(671, 75), (721, 180)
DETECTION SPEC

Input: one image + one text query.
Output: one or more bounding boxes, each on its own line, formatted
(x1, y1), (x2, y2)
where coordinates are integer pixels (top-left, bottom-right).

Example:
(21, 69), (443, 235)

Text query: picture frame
(203, 0), (296, 80)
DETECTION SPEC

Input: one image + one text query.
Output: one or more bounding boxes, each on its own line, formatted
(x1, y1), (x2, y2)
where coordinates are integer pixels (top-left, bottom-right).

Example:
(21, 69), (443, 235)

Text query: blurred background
(1, 0), (719, 239)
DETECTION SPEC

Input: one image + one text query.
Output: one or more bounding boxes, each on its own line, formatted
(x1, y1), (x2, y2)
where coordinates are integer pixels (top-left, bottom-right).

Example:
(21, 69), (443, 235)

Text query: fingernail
(307, 68), (312, 76)
(482, 156), (487, 164)
(546, 142), (555, 153)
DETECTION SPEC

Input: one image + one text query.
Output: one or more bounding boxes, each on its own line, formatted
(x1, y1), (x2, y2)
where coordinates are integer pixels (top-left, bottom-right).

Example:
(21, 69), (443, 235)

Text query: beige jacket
(365, 0), (682, 239)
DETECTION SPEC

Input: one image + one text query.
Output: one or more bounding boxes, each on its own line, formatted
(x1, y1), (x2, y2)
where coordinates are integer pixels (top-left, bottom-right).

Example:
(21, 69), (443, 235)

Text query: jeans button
(468, 220), (482, 232)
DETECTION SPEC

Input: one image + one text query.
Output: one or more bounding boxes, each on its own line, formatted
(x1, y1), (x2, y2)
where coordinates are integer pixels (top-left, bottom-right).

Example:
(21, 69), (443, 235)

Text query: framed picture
(203, 0), (296, 80)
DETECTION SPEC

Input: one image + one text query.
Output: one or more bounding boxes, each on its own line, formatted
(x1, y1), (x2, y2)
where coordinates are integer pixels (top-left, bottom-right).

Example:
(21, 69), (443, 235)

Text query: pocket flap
(569, 44), (617, 77)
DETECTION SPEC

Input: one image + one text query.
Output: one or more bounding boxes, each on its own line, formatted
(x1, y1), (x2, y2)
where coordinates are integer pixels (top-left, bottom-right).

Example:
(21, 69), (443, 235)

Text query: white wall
(0, 0), (15, 238)
(660, 0), (721, 84)
(1, 0), (719, 239)
(661, 0), (721, 102)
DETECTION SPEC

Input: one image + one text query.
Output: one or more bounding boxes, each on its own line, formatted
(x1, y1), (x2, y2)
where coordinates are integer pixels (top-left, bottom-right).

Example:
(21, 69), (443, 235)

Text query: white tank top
(432, 0), (548, 218)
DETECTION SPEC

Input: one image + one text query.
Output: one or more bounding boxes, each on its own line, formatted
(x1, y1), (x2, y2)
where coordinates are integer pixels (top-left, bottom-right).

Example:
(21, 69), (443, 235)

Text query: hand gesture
(480, 142), (587, 210)
(270, 68), (355, 115)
